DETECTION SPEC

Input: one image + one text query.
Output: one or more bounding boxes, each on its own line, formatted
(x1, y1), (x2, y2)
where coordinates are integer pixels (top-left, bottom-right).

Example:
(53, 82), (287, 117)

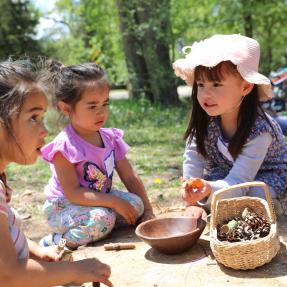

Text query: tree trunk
(242, 0), (253, 37)
(116, 0), (152, 100)
(265, 17), (272, 74)
(116, 0), (179, 105)
(136, 0), (179, 105)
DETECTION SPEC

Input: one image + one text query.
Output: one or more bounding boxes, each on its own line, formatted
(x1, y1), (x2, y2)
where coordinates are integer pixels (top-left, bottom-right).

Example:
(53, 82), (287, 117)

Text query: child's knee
(129, 193), (144, 218)
(65, 209), (117, 246)
(88, 207), (117, 230)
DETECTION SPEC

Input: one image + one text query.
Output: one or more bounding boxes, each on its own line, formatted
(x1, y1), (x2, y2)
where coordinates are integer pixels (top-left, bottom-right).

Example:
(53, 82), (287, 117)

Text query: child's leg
(42, 198), (116, 247)
(108, 189), (144, 226)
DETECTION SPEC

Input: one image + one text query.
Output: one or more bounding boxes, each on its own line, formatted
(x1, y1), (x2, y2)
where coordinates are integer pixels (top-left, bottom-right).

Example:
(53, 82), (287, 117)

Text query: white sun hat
(172, 34), (273, 101)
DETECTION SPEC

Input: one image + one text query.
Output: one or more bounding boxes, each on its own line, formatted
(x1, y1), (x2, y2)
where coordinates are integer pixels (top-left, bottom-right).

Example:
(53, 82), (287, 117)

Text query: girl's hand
(139, 208), (155, 223)
(34, 245), (61, 262)
(73, 258), (113, 286)
(184, 205), (207, 219)
(181, 178), (211, 205)
(114, 198), (137, 225)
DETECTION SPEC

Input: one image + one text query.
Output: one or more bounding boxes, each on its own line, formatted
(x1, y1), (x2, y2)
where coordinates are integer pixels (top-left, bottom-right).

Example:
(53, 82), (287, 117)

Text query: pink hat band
(173, 34), (273, 101)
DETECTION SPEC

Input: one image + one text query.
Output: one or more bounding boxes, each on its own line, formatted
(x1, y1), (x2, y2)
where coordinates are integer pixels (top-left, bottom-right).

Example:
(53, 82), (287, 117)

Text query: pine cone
(216, 207), (270, 242)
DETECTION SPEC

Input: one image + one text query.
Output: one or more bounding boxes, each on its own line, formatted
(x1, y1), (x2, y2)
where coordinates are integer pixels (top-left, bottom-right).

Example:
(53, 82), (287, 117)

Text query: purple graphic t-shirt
(41, 124), (129, 199)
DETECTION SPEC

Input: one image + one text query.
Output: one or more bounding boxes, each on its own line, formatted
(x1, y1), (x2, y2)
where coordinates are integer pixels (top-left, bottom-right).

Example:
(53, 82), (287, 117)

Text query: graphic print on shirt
(83, 162), (107, 192)
(104, 151), (115, 178)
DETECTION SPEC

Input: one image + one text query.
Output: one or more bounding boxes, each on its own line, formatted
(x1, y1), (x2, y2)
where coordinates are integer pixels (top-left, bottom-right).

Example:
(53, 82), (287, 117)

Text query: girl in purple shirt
(40, 61), (154, 249)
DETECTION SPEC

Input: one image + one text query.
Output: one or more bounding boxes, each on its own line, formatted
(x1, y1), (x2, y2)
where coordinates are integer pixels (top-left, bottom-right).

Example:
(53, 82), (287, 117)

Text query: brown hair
(46, 60), (109, 109)
(0, 59), (48, 140)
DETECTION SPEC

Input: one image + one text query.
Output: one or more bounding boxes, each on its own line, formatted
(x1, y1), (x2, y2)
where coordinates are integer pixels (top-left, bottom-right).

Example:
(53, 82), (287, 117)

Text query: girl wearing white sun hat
(173, 34), (287, 218)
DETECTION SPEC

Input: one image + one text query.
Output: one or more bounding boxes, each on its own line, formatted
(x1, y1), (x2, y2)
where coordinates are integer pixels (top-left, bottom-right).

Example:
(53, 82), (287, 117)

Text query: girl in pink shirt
(40, 61), (154, 249)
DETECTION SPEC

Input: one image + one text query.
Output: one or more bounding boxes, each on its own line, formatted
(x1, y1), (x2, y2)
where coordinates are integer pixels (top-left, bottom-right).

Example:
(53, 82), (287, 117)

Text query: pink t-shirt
(0, 178), (29, 260)
(41, 124), (129, 199)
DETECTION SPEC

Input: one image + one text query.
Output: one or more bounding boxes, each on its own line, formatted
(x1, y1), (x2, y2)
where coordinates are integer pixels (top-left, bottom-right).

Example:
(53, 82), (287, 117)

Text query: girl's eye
(197, 83), (204, 88)
(213, 82), (222, 87)
(30, 115), (38, 122)
(30, 114), (44, 123)
(88, 103), (109, 109)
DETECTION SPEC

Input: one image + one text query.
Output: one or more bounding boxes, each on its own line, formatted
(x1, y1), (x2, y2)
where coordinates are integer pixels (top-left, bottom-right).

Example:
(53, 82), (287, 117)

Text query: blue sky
(33, 0), (60, 38)
(33, 0), (55, 12)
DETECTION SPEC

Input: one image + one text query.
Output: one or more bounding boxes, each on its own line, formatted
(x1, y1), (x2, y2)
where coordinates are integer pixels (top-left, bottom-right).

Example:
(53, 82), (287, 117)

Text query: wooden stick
(104, 243), (135, 251)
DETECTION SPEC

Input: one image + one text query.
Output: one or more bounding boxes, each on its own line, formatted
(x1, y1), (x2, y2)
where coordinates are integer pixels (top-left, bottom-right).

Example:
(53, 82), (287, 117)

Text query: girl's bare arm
(115, 157), (154, 213)
(0, 215), (112, 287)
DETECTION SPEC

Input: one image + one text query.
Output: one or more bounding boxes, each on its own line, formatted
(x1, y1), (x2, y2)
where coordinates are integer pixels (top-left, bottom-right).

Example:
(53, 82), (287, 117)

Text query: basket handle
(210, 181), (276, 229)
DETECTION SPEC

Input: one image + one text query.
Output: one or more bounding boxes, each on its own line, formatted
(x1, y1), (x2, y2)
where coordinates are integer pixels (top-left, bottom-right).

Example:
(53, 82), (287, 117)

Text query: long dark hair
(46, 60), (109, 108)
(184, 61), (272, 160)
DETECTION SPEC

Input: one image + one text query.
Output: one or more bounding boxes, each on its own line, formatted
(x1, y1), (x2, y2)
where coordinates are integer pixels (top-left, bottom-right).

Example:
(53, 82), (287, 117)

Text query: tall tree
(0, 0), (41, 59)
(117, 0), (179, 105)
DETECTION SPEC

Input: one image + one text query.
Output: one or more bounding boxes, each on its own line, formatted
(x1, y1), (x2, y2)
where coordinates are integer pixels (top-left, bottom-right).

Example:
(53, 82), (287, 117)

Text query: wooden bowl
(135, 217), (206, 254)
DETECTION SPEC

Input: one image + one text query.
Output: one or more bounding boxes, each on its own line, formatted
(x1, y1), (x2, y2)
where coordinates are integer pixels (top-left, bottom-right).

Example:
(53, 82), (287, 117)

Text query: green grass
(7, 99), (191, 226)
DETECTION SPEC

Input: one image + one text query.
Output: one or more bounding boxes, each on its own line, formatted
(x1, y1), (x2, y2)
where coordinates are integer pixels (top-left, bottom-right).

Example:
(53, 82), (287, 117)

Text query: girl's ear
(242, 81), (254, 96)
(57, 101), (71, 117)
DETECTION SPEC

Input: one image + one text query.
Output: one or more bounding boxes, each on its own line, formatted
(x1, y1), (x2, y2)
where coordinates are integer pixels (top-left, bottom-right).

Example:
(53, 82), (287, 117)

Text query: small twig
(104, 243), (135, 251)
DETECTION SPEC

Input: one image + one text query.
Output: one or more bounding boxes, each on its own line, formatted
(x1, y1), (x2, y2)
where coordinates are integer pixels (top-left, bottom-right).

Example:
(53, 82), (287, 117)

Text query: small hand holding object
(181, 178), (211, 205)
(73, 258), (113, 287)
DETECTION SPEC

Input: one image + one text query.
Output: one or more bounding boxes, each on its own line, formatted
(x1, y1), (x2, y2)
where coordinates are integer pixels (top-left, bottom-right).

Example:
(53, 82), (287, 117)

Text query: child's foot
(39, 233), (61, 247)
(39, 234), (78, 251)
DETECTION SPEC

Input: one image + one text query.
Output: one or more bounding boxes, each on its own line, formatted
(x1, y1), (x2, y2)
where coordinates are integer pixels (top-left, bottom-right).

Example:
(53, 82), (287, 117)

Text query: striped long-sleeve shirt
(0, 178), (29, 259)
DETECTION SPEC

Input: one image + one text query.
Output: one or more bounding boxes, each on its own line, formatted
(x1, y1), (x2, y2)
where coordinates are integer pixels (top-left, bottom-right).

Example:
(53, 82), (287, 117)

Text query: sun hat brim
(173, 59), (274, 102)
(237, 65), (274, 101)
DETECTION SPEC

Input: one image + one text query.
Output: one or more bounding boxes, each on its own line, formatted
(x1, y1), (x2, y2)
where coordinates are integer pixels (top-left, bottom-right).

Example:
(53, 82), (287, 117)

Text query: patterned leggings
(42, 189), (144, 246)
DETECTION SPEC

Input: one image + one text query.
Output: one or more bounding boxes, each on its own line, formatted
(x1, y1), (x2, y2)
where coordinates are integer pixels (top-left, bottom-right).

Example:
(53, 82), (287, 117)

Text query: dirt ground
(48, 212), (287, 287)
(71, 213), (287, 287)
(17, 189), (287, 287)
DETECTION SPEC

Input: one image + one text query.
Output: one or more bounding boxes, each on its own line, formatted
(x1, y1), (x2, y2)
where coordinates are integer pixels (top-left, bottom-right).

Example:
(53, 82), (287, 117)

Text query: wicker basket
(210, 181), (280, 270)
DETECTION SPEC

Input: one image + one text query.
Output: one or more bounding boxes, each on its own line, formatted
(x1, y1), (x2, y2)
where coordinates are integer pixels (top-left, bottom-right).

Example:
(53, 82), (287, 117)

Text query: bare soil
(14, 189), (287, 287)
(71, 212), (287, 287)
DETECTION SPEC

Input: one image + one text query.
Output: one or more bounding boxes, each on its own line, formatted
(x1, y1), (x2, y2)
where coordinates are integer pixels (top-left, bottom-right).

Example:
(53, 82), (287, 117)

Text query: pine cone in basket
(216, 208), (271, 242)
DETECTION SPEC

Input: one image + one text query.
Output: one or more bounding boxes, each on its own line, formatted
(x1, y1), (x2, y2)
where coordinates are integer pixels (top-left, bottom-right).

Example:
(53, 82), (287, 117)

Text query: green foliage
(0, 0), (41, 60)
(107, 98), (188, 145)
(49, 0), (127, 85)
(171, 0), (287, 74)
